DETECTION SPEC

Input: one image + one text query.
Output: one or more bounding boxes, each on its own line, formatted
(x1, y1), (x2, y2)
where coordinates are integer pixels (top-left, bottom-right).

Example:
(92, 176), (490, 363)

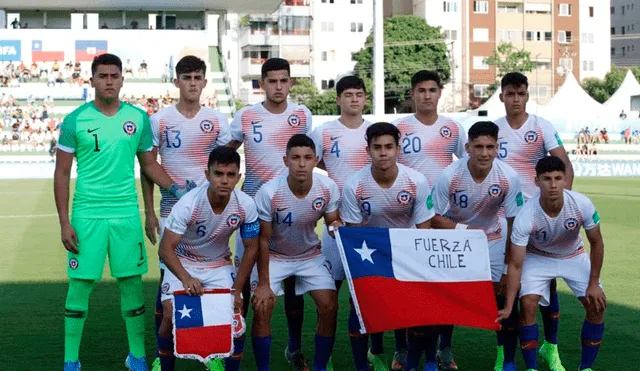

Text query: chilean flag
(336, 227), (500, 333)
(172, 289), (234, 362)
(75, 40), (108, 62)
(31, 40), (64, 62)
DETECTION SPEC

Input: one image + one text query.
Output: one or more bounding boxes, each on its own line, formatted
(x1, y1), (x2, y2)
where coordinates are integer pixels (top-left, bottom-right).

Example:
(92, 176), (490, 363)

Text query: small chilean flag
(31, 40), (64, 62)
(336, 227), (500, 334)
(75, 40), (108, 62)
(172, 289), (234, 362)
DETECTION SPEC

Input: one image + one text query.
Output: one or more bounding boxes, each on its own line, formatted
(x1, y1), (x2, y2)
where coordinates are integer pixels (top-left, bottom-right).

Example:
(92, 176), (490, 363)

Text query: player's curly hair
(261, 58), (290, 79)
(366, 122), (400, 146)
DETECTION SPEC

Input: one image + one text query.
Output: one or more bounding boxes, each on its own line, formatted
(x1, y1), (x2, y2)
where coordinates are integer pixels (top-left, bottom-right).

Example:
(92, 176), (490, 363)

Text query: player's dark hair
(286, 134), (316, 154)
(175, 55), (207, 78)
(261, 58), (290, 79)
(501, 72), (529, 90)
(468, 121), (499, 142)
(91, 53), (122, 76)
(365, 122), (400, 146)
(336, 75), (366, 96)
(535, 156), (566, 176)
(207, 147), (241, 169)
(411, 70), (443, 89)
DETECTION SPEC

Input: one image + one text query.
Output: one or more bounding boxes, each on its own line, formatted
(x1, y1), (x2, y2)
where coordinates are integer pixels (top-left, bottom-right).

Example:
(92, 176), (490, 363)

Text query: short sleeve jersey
(511, 190), (600, 259)
(494, 114), (563, 200)
(255, 172), (339, 260)
(165, 186), (259, 268)
(58, 102), (153, 218)
(341, 163), (435, 228)
(432, 158), (524, 241)
(230, 102), (312, 198)
(393, 115), (467, 185)
(151, 106), (231, 217)
(310, 119), (373, 191)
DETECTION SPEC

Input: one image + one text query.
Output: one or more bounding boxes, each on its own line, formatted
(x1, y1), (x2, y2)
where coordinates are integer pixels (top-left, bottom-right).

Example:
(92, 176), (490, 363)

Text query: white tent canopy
(470, 87), (540, 119)
(603, 70), (640, 118)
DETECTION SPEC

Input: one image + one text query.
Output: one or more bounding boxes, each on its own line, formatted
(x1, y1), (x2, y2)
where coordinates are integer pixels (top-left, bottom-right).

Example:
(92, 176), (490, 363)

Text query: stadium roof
(5, 0), (282, 12)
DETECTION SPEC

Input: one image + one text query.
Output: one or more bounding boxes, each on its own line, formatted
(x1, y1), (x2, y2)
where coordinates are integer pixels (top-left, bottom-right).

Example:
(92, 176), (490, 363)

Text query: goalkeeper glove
(169, 180), (197, 199)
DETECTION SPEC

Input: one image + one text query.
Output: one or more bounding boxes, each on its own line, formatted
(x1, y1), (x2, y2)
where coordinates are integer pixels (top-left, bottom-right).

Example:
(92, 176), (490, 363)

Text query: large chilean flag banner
(336, 227), (500, 333)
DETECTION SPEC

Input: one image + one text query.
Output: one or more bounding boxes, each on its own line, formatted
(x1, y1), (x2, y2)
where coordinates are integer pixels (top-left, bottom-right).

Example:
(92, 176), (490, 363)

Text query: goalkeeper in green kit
(54, 54), (195, 371)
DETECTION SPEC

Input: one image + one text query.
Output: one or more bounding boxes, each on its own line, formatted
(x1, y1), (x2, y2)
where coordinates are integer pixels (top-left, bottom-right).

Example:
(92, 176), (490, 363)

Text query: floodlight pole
(373, 0), (384, 116)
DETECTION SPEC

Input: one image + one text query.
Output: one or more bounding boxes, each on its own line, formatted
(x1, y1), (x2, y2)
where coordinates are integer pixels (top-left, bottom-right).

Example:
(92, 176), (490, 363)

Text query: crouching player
(431, 121), (523, 371)
(251, 134), (342, 371)
(157, 147), (259, 371)
(498, 156), (606, 371)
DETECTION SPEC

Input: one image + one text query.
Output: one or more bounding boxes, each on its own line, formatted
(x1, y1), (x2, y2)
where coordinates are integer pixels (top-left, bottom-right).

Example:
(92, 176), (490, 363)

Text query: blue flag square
(174, 295), (204, 329)
(338, 227), (394, 279)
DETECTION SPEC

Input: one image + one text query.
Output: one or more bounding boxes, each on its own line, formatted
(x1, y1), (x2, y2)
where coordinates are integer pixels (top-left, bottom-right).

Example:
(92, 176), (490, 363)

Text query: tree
(483, 43), (535, 79)
(352, 15), (451, 112)
(581, 65), (636, 103)
(289, 78), (342, 115)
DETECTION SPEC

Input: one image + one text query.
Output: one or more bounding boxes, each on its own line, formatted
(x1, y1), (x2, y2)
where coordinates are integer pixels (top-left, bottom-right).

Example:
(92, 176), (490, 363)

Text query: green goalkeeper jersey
(58, 101), (153, 219)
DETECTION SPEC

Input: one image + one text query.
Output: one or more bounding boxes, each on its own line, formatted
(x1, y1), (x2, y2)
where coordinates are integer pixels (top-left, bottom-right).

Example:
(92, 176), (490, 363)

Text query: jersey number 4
(274, 212), (293, 226)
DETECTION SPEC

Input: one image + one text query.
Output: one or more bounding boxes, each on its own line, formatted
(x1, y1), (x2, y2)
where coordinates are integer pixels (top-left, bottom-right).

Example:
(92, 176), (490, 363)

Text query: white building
(610, 0), (640, 67)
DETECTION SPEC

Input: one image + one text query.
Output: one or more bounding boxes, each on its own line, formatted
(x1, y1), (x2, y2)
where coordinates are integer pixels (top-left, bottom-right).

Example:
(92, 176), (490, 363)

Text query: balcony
(240, 57), (310, 78)
(240, 30), (280, 46)
(2, 0), (282, 12)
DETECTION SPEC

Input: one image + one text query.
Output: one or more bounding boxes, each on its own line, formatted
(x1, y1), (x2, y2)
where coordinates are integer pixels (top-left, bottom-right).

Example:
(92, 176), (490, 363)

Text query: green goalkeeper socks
(64, 278), (95, 362)
(117, 275), (146, 358)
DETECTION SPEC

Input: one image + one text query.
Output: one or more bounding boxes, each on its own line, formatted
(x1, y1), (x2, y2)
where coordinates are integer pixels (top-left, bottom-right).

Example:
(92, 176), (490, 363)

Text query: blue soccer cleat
(502, 361), (517, 371)
(63, 360), (81, 371)
(125, 353), (148, 371)
(423, 361), (438, 371)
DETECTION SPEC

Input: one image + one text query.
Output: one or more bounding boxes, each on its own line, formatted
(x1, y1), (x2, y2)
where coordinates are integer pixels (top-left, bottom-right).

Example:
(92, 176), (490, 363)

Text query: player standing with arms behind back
(495, 72), (574, 371)
(340, 123), (435, 371)
(497, 156), (605, 371)
(227, 58), (313, 370)
(392, 70), (467, 371)
(431, 121), (524, 371)
(139, 55), (231, 371)
(54, 54), (193, 371)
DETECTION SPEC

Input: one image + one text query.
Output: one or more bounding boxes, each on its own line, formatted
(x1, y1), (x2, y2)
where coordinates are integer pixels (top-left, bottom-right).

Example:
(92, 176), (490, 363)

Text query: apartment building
(611, 0), (640, 67)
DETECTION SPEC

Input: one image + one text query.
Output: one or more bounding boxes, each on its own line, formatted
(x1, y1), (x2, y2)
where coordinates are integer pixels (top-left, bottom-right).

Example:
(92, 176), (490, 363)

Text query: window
(443, 29), (458, 40)
(582, 33), (594, 43)
(284, 0), (310, 5)
(582, 61), (594, 71)
(474, 84), (490, 98)
(534, 60), (551, 70)
(473, 56), (489, 70)
(589, 6), (594, 17)
(350, 0), (363, 3)
(622, 5), (625, 15)
(350, 22), (363, 33)
(321, 0), (334, 3)
(545, 31), (553, 41)
(611, 47), (615, 56)
(559, 58), (573, 71)
(611, 6), (614, 14)
(611, 27), (616, 35)
(498, 29), (523, 42)
(281, 16), (311, 35)
(526, 30), (551, 42)
(558, 4), (572, 16)
(558, 30), (572, 43)
(525, 3), (551, 14)
(443, 1), (458, 12)
(623, 48), (626, 56)
(321, 21), (334, 32)
(497, 3), (522, 13)
(474, 0), (489, 13)
(473, 28), (489, 42)
(321, 79), (335, 90)
(321, 51), (327, 61)
(529, 86), (549, 98)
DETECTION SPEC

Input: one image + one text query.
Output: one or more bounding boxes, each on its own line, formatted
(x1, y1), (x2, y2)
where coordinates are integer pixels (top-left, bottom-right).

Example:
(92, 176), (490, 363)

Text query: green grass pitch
(1, 178), (639, 370)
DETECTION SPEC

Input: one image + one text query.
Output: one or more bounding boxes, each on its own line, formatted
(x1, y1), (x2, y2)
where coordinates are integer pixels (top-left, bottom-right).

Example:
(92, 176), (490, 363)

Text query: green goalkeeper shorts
(67, 216), (148, 280)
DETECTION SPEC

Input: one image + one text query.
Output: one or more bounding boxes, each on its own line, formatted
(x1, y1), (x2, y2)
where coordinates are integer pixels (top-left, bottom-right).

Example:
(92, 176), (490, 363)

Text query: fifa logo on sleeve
(397, 190), (412, 205)
(288, 114), (301, 127)
(161, 282), (170, 294)
(200, 120), (214, 133)
(524, 130), (538, 144)
(440, 126), (452, 138)
(488, 184), (503, 198)
(227, 214), (241, 228)
(312, 197), (326, 211)
(564, 218), (578, 230)
(123, 121), (137, 135)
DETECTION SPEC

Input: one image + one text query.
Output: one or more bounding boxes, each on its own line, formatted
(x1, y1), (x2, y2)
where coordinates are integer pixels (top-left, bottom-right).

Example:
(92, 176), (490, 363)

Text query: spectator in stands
(44, 96), (55, 109)
(11, 18), (20, 29)
(600, 128), (609, 144)
(23, 23), (29, 29)
(624, 128), (632, 144)
(47, 72), (56, 87)
(633, 129), (640, 144)
(52, 60), (60, 73)
(124, 59), (134, 78)
(139, 60), (148, 78)
(131, 19), (139, 29)
(589, 143), (599, 159)
(101, 22), (109, 29)
(55, 72), (65, 86)
(162, 64), (170, 83)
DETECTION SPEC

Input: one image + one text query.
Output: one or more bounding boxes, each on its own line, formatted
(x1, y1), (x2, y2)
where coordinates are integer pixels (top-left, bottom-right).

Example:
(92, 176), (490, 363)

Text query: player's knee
(317, 298), (338, 318)
(584, 302), (605, 323)
(519, 296), (538, 325)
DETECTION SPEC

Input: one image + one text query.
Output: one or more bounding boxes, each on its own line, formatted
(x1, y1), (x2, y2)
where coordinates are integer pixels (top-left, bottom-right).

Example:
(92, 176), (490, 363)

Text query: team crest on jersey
(161, 282), (170, 294)
(200, 120), (214, 133)
(122, 121), (137, 135)
(312, 197), (326, 211)
(397, 190), (412, 205)
(440, 126), (452, 138)
(488, 184), (503, 198)
(564, 218), (578, 230)
(69, 258), (79, 270)
(288, 114), (301, 127)
(227, 214), (241, 228)
(524, 130), (538, 143)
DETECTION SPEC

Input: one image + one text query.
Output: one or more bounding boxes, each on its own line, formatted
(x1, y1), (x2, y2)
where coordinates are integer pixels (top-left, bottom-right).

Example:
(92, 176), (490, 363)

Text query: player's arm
(140, 146), (159, 244)
(227, 110), (244, 150)
(496, 242), (526, 321)
(549, 147), (574, 190)
(413, 176), (434, 229)
(54, 149), (79, 253)
(503, 216), (515, 268)
(226, 140), (242, 150)
(310, 126), (327, 171)
(584, 224), (606, 312)
(232, 200), (261, 313)
(159, 229), (203, 296)
(253, 220), (274, 311)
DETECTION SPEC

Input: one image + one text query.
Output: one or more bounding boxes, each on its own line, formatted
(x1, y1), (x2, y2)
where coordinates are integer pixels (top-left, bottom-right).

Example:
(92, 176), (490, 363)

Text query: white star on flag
(354, 240), (376, 264)
(34, 42), (40, 48)
(177, 304), (192, 319)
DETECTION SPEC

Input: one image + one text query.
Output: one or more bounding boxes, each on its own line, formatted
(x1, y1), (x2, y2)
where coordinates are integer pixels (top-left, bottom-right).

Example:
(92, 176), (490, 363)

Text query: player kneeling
(498, 156), (606, 371)
(158, 147), (260, 371)
(251, 134), (342, 371)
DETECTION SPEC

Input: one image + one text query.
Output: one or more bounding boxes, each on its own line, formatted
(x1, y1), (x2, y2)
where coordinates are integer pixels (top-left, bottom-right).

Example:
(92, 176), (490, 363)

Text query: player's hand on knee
(145, 213), (160, 245)
(586, 284), (607, 313)
(181, 276), (203, 296)
(252, 283), (275, 313)
(61, 223), (79, 254)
